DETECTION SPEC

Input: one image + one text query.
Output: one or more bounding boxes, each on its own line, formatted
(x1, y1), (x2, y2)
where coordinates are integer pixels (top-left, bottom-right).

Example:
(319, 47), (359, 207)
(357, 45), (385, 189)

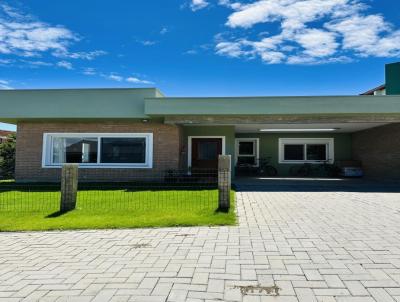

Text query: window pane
(306, 144), (327, 161)
(100, 138), (146, 164)
(237, 156), (256, 165)
(284, 144), (304, 161)
(198, 142), (218, 160)
(52, 137), (98, 164)
(238, 141), (254, 155)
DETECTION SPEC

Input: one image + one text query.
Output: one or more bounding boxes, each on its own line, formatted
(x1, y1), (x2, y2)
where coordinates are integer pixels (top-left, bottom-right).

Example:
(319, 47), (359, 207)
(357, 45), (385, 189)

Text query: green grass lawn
(0, 184), (236, 231)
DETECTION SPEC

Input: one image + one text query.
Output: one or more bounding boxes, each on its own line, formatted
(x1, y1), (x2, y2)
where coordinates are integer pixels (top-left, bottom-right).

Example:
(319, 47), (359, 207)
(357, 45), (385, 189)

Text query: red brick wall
(352, 123), (400, 180)
(15, 121), (182, 182)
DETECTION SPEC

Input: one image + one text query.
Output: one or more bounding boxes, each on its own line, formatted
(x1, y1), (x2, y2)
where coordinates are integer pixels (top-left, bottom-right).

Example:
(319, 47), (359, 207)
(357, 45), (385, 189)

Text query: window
(279, 138), (334, 164)
(235, 138), (259, 166)
(101, 138), (146, 164)
(43, 133), (153, 168)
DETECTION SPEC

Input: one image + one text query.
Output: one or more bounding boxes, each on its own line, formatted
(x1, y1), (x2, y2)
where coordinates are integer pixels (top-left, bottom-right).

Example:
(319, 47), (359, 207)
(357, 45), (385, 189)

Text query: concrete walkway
(1, 183), (400, 301)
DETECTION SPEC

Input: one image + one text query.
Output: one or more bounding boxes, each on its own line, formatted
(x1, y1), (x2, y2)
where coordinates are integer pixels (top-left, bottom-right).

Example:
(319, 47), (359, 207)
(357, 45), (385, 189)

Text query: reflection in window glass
(52, 137), (98, 164)
(284, 144), (304, 161)
(238, 141), (254, 155)
(306, 144), (327, 161)
(101, 138), (146, 163)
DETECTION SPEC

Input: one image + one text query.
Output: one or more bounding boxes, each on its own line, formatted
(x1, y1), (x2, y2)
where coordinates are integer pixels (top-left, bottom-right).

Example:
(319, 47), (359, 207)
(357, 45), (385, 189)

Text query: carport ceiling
(235, 123), (388, 133)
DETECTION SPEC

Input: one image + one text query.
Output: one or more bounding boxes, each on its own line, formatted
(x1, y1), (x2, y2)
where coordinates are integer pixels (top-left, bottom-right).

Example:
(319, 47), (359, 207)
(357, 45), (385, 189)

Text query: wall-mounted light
(259, 128), (339, 132)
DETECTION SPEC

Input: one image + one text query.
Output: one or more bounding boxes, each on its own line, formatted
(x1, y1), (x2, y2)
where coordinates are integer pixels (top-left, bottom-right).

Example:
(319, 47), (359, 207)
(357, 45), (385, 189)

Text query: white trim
(278, 138), (334, 164)
(187, 136), (226, 169)
(235, 138), (260, 167)
(42, 133), (153, 169)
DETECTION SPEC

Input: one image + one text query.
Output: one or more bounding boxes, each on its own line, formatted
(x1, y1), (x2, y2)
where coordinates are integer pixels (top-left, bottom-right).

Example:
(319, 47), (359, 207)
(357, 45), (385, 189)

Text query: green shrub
(0, 134), (16, 179)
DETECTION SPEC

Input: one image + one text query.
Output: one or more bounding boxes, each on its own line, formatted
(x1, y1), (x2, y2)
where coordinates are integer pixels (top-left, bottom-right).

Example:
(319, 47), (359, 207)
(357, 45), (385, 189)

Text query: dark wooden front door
(191, 138), (222, 172)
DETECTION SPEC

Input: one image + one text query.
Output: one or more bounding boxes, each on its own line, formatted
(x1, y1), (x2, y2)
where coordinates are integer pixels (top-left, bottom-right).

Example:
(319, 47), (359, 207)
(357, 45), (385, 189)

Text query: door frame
(188, 136), (226, 169)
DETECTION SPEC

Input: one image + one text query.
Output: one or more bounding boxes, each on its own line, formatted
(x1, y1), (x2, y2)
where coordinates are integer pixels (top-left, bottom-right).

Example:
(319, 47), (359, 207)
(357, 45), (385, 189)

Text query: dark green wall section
(182, 126), (352, 177)
(236, 133), (352, 176)
(386, 62), (400, 95)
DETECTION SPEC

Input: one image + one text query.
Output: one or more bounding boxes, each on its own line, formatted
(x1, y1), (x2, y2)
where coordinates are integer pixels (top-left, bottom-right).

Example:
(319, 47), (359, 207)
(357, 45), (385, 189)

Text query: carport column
(218, 155), (231, 212)
(60, 164), (78, 212)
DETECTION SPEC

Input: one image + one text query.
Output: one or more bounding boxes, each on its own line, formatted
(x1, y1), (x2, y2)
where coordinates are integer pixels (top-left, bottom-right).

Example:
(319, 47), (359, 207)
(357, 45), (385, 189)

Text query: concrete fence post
(218, 155), (231, 212)
(60, 164), (78, 212)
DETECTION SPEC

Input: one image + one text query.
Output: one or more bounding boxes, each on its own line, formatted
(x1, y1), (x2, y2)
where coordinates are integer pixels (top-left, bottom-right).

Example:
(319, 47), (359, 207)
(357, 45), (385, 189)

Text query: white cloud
(20, 59), (53, 67)
(0, 79), (13, 89)
(160, 27), (169, 35)
(56, 60), (73, 69)
(191, 0), (209, 11)
(326, 14), (400, 57)
(82, 67), (96, 75)
(53, 50), (107, 60)
(0, 4), (106, 62)
(126, 77), (154, 85)
(138, 40), (157, 46)
(107, 74), (123, 82)
(0, 58), (13, 65)
(213, 0), (400, 64)
(295, 29), (338, 57)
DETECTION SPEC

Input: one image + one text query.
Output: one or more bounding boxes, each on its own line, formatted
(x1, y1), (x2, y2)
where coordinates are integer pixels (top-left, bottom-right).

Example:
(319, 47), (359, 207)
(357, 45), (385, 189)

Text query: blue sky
(0, 0), (400, 130)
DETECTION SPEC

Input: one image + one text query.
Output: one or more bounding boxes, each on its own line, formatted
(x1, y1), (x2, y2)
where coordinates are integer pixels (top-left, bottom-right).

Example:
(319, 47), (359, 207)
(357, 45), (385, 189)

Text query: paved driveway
(1, 180), (400, 301)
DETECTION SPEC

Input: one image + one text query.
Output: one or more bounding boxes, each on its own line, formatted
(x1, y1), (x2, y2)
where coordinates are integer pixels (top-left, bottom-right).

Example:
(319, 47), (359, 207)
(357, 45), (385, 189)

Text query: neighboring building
(0, 130), (15, 144)
(361, 84), (386, 96)
(0, 62), (399, 182)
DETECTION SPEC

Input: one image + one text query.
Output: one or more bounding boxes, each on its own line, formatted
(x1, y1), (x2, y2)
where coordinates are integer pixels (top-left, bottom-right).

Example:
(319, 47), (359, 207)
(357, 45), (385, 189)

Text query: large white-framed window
(235, 138), (259, 167)
(42, 133), (153, 168)
(279, 138), (334, 164)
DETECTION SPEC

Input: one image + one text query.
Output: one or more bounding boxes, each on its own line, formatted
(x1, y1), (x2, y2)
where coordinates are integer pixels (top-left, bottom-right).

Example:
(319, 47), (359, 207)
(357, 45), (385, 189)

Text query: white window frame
(235, 138), (260, 167)
(187, 136), (226, 168)
(42, 133), (153, 169)
(278, 138), (334, 164)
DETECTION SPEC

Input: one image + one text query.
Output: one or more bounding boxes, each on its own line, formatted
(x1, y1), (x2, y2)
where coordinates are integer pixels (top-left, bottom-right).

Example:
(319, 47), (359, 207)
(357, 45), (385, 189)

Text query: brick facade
(352, 123), (400, 179)
(15, 121), (182, 182)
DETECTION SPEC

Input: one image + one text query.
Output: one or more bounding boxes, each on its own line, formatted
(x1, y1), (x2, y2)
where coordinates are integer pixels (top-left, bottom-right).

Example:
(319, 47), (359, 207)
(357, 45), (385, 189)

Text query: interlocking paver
(1, 180), (400, 301)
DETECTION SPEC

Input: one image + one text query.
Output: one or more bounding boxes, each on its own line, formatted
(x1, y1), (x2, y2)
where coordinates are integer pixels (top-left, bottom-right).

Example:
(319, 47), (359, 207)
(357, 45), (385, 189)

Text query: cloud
(213, 0), (400, 64)
(137, 40), (157, 46)
(107, 74), (123, 82)
(126, 77), (154, 85)
(56, 60), (73, 69)
(20, 59), (53, 67)
(0, 4), (106, 61)
(190, 0), (209, 11)
(82, 67), (96, 75)
(0, 79), (13, 89)
(102, 73), (154, 85)
(0, 58), (13, 65)
(160, 27), (169, 35)
(53, 50), (107, 60)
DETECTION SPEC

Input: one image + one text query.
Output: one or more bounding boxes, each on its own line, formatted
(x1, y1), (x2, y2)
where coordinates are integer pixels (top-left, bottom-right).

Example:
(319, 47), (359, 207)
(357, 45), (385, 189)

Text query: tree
(0, 134), (16, 179)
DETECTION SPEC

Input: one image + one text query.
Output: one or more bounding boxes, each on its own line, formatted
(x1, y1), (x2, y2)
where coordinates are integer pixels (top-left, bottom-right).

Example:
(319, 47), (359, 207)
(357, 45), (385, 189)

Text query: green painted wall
(182, 126), (236, 171)
(236, 133), (352, 176)
(145, 95), (400, 116)
(386, 62), (400, 95)
(182, 127), (352, 177)
(0, 88), (161, 122)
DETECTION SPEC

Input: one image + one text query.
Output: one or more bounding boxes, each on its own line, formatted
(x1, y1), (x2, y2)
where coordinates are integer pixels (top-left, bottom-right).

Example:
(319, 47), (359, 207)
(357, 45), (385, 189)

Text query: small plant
(0, 134), (16, 179)
(233, 284), (280, 296)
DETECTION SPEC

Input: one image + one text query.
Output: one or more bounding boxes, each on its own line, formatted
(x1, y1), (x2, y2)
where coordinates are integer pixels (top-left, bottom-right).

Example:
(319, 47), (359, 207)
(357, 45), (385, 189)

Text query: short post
(60, 164), (78, 212)
(218, 155), (231, 212)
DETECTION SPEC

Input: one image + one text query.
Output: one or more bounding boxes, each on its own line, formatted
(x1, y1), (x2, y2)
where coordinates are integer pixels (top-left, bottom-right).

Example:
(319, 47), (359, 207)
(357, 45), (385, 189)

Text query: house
(0, 62), (399, 182)
(0, 130), (15, 144)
